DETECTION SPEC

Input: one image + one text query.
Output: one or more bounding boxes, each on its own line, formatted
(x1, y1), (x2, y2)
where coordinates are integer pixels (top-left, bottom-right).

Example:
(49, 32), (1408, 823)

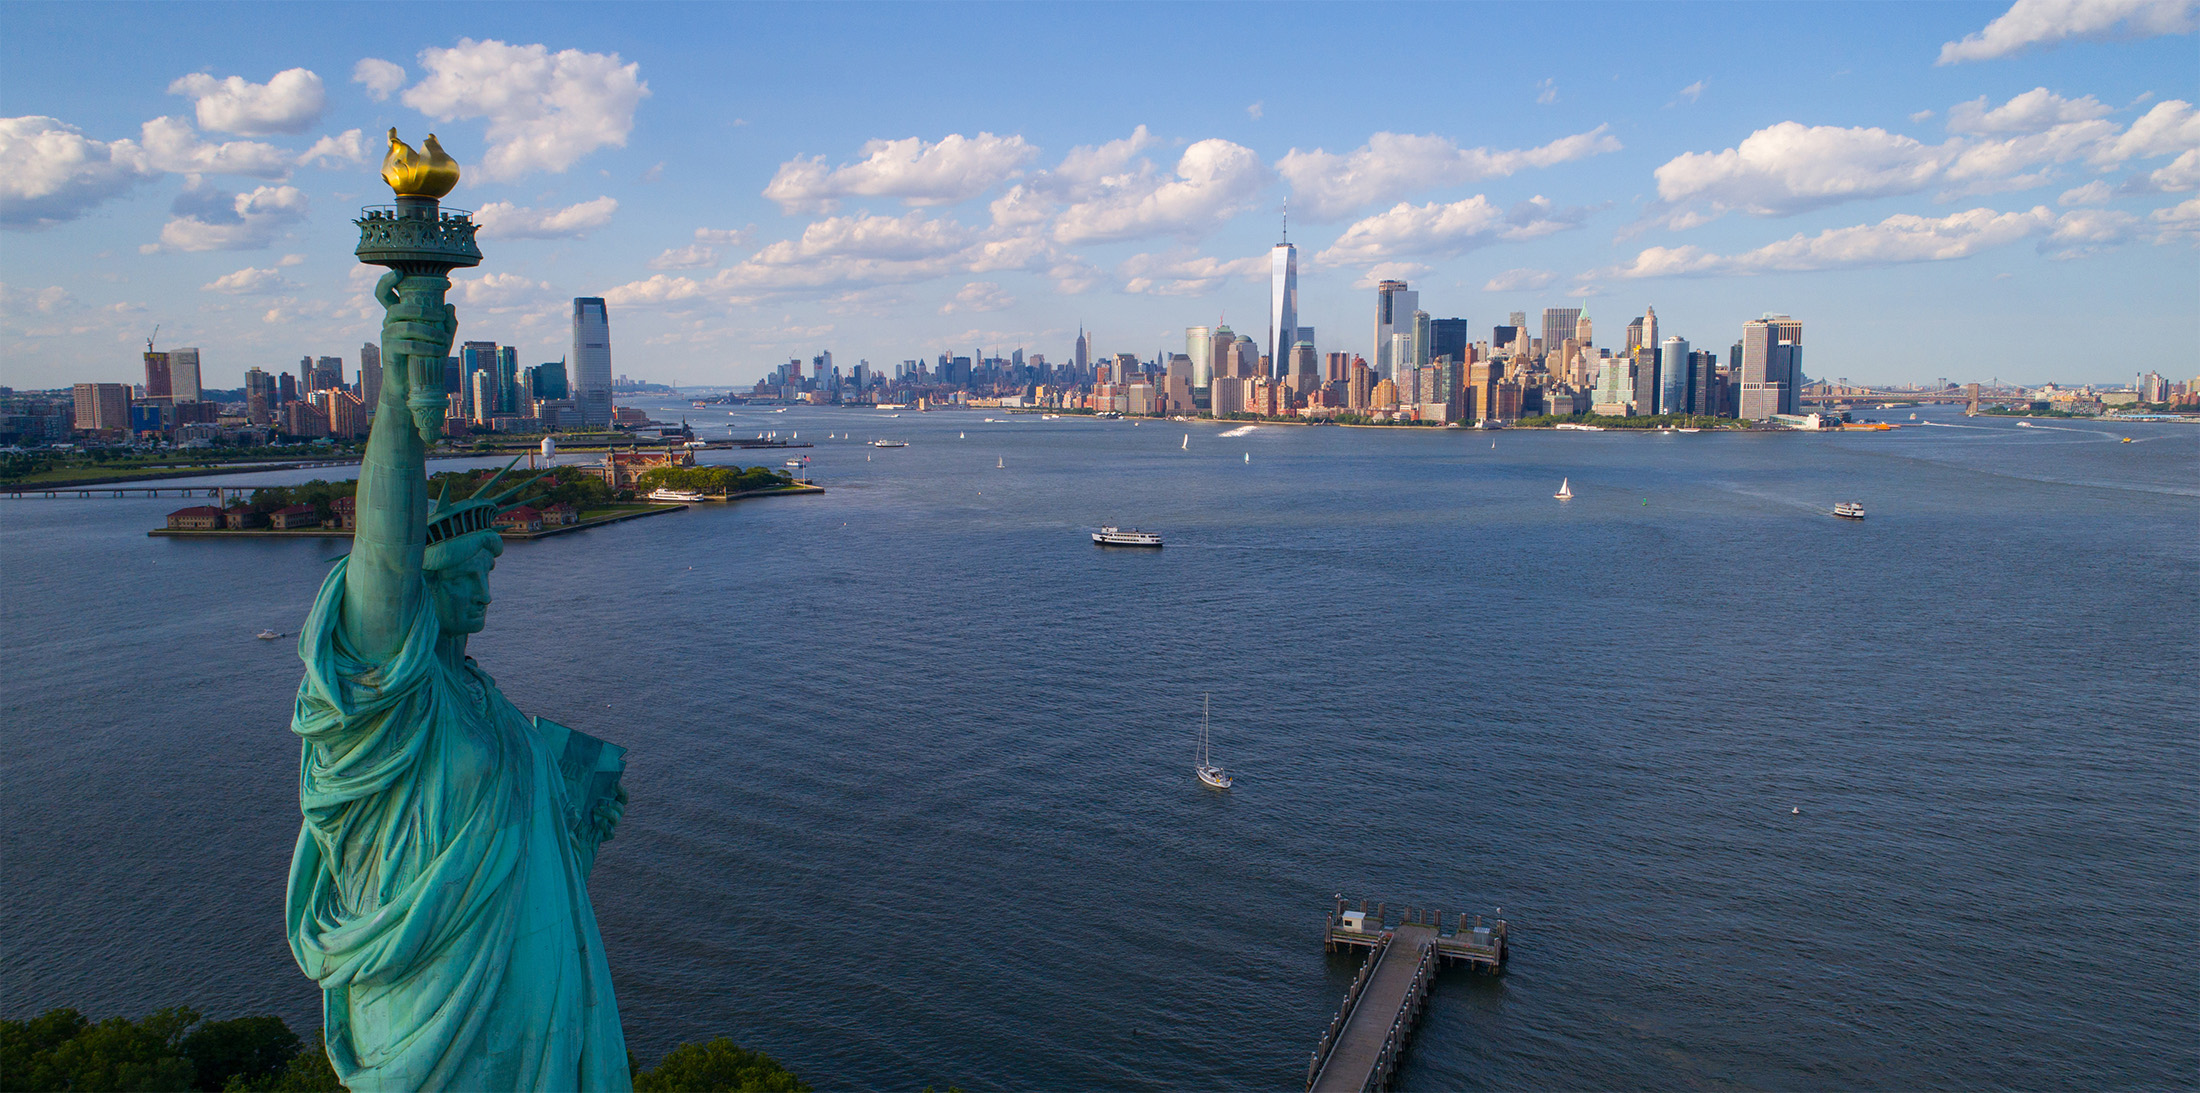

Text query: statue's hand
(591, 784), (627, 844)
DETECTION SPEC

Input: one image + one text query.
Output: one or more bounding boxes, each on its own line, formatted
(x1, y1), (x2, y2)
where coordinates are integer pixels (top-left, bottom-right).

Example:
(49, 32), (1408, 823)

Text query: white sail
(1555, 477), (1573, 499)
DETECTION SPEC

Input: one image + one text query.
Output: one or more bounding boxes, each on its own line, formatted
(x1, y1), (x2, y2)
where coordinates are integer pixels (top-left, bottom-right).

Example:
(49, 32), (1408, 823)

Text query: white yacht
(648, 488), (704, 503)
(871, 439), (908, 448)
(1195, 694), (1231, 790)
(1092, 526), (1163, 547)
(1834, 501), (1866, 519)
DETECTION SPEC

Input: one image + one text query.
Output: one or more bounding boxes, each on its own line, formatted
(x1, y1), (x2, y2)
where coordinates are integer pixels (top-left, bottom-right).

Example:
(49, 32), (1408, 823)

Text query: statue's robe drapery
(285, 559), (629, 1091)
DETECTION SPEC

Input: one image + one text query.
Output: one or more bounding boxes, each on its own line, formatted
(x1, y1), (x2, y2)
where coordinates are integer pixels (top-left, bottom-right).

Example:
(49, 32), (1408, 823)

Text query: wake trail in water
(1217, 425), (1259, 438)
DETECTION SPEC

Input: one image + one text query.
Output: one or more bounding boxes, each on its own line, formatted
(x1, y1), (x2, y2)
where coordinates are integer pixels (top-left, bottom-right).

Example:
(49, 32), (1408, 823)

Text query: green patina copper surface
(284, 161), (631, 1092)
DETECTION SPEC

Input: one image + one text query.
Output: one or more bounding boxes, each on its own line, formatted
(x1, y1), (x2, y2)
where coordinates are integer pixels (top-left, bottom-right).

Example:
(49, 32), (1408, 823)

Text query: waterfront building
(1233, 334), (1260, 381)
(1660, 336), (1690, 414)
(572, 297), (614, 428)
(1624, 316), (1644, 355)
(471, 370), (496, 426)
(143, 352), (171, 399)
(1349, 359), (1373, 410)
(1269, 233), (1298, 373)
(1373, 280), (1418, 382)
(1369, 377), (1399, 412)
(1541, 308), (1582, 364)
(1690, 349), (1718, 416)
(1289, 341), (1319, 398)
(1633, 347), (1659, 414)
(170, 348), (201, 404)
(496, 346), (520, 414)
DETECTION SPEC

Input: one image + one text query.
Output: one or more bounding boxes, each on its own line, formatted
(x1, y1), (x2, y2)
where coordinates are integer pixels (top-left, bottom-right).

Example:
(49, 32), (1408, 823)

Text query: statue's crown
(426, 457), (550, 546)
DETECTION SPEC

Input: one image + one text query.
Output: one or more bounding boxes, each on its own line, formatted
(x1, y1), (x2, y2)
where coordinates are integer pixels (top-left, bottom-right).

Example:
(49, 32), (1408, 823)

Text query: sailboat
(960, 431), (966, 439)
(1243, 452), (1250, 463)
(997, 456), (1004, 468)
(1182, 433), (1188, 450)
(1195, 694), (1232, 790)
(1555, 477), (1573, 500)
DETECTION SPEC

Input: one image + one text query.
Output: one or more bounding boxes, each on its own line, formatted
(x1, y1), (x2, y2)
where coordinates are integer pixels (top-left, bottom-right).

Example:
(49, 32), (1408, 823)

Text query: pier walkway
(1304, 900), (1507, 1093)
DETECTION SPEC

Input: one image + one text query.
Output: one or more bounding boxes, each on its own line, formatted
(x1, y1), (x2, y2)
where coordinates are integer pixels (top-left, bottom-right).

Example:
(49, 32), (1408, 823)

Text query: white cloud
(2091, 99), (2200, 162)
(1351, 262), (1431, 290)
(168, 68), (327, 135)
(201, 266), (294, 294)
(1317, 194), (1594, 263)
(278, 253), (305, 266)
(139, 116), (292, 178)
(2140, 148), (2200, 190)
(763, 132), (1038, 214)
(296, 129), (367, 169)
(1938, 0), (2198, 64)
(790, 211), (969, 259)
(1675, 80), (1708, 105)
(1947, 87), (2111, 133)
(1276, 126), (1622, 220)
(1654, 121), (1943, 218)
(155, 184), (309, 251)
(940, 281), (1015, 313)
(2045, 206), (2143, 254)
(2151, 194), (2200, 239)
(1483, 268), (1557, 292)
(473, 196), (618, 238)
(648, 244), (719, 270)
(1118, 249), (1267, 295)
(352, 59), (407, 101)
(1606, 206), (2056, 277)
(2060, 180), (2116, 204)
(402, 39), (649, 179)
(450, 271), (552, 309)
(1535, 79), (1558, 105)
(0, 115), (153, 228)
(1247, 101), (1264, 121)
(694, 226), (753, 245)
(1050, 138), (1267, 244)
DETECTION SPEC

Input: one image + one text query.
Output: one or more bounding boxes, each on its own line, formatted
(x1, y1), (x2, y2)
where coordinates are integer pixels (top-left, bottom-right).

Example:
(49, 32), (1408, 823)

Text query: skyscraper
(1659, 336), (1690, 415)
(1269, 225), (1297, 375)
(358, 343), (380, 408)
(1430, 318), (1470, 365)
(1540, 309), (1582, 364)
(572, 298), (613, 428)
(1373, 280), (1418, 382)
(1574, 314), (1593, 346)
(1186, 325), (1213, 392)
(1074, 327), (1093, 375)
(1739, 314), (1801, 419)
(496, 346), (519, 414)
(169, 348), (201, 403)
(143, 352), (171, 398)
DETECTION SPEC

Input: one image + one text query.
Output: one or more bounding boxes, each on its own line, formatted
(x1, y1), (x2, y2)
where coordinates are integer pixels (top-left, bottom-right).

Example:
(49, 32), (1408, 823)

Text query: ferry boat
(1092, 526), (1163, 547)
(1833, 501), (1865, 519)
(648, 488), (704, 503)
(871, 439), (908, 448)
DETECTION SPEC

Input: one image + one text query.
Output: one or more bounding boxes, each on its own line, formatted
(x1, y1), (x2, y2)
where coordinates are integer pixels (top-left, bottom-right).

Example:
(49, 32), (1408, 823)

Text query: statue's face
(429, 553), (494, 635)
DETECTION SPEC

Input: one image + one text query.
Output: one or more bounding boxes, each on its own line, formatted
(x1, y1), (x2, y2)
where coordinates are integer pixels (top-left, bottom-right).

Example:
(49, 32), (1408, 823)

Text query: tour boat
(1092, 526), (1163, 547)
(783, 459), (805, 468)
(648, 488), (704, 503)
(872, 439), (907, 448)
(1194, 694), (1231, 790)
(1555, 478), (1573, 500)
(1042, 414), (1060, 420)
(2121, 437), (2134, 443)
(1833, 501), (1865, 519)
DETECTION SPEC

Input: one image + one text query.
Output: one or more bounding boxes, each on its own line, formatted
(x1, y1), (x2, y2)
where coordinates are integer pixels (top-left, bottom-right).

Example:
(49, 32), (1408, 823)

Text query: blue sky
(3, 1), (2194, 391)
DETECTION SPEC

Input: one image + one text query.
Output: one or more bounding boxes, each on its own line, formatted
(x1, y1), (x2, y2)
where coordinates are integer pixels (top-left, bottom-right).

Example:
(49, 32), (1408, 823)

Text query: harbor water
(3, 404), (2195, 1089)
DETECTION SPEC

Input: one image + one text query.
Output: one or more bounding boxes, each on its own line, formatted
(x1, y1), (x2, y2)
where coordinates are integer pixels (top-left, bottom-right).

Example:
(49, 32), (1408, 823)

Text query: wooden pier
(1305, 899), (1507, 1093)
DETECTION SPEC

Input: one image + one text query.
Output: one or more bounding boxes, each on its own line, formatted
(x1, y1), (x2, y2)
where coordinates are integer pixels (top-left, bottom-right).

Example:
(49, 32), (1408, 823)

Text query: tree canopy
(0, 1007), (340, 1092)
(631, 1038), (809, 1093)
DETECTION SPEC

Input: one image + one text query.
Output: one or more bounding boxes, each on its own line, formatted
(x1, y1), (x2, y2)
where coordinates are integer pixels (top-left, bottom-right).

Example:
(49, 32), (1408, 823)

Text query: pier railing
(1305, 932), (1392, 1089)
(1364, 942), (1438, 1092)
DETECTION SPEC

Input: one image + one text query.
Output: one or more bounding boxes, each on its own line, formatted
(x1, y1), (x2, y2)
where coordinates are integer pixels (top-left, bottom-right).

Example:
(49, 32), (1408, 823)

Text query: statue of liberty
(284, 132), (631, 1091)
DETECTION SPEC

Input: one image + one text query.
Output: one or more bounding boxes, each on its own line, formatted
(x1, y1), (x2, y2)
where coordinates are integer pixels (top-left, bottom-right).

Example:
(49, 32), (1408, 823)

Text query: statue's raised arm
(341, 270), (456, 660)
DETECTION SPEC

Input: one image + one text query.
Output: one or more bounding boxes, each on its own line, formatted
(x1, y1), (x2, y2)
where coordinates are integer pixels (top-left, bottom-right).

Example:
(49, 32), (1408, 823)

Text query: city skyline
(3, 1), (2196, 392)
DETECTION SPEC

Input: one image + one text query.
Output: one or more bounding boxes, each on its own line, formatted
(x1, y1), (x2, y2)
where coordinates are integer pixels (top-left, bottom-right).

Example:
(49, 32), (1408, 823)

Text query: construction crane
(146, 324), (159, 354)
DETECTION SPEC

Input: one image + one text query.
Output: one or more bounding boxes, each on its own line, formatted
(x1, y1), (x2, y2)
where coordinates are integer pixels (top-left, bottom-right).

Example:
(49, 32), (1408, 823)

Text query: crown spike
(433, 479), (450, 512)
(469, 456), (526, 501)
(488, 469), (554, 510)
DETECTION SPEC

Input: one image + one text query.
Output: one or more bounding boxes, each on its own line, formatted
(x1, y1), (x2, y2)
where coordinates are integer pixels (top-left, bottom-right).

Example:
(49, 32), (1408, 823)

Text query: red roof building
(166, 505), (223, 530)
(269, 503), (319, 530)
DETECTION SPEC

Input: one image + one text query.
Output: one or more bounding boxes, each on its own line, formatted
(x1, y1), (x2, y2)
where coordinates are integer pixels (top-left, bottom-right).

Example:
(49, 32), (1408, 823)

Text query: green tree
(632, 1038), (808, 1093)
(180, 1015), (299, 1092)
